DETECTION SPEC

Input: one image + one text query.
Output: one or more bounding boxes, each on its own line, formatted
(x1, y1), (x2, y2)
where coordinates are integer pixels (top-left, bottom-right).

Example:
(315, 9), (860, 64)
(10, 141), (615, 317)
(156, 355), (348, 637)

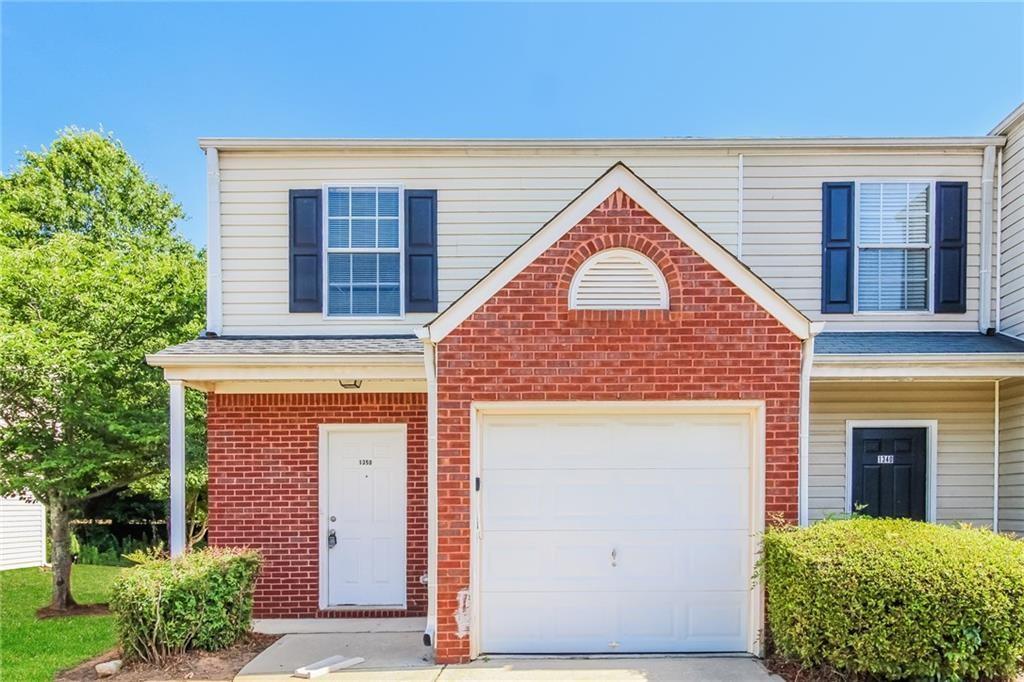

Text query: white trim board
(466, 400), (767, 659)
(844, 420), (938, 523)
(198, 136), (1005, 151)
(420, 163), (811, 342)
(205, 148), (222, 335)
(813, 355), (1024, 379)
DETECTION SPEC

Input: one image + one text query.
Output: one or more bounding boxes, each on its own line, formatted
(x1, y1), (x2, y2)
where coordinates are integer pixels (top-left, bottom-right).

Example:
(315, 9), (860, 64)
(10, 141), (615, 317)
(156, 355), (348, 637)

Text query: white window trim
(844, 419), (938, 523)
(853, 180), (936, 315)
(568, 247), (669, 310)
(318, 422), (409, 611)
(321, 183), (406, 321)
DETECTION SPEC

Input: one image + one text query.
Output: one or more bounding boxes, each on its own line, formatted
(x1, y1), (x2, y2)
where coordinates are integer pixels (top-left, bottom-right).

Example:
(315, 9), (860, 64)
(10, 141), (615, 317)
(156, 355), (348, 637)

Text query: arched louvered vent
(569, 248), (669, 310)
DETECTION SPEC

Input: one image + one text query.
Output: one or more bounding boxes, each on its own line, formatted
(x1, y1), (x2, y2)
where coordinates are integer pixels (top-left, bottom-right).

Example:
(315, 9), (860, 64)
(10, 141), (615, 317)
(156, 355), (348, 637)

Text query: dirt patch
(763, 653), (852, 682)
(56, 634), (280, 681)
(37, 603), (110, 619)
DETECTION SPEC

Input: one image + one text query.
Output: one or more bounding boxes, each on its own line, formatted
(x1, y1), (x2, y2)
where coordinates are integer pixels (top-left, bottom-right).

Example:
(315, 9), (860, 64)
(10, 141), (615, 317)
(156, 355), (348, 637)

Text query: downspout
(205, 147), (223, 336)
(799, 322), (825, 527)
(737, 154), (744, 260)
(415, 327), (439, 648)
(979, 145), (996, 334)
(995, 148), (1004, 332)
(994, 379), (1001, 532)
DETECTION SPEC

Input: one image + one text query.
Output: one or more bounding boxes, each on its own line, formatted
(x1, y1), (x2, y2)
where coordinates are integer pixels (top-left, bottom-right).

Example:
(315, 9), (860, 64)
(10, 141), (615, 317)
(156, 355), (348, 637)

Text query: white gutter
(996, 148), (1004, 332)
(799, 322), (825, 526)
(415, 328), (439, 649)
(736, 154), (744, 260)
(205, 148), (223, 336)
(994, 379), (1001, 532)
(197, 136), (1006, 152)
(980, 145), (997, 333)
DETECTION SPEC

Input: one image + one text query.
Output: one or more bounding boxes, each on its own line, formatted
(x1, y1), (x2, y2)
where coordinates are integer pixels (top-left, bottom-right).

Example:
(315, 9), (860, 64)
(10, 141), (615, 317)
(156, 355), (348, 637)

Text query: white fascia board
(158, 363), (425, 383)
(425, 164), (811, 342)
(146, 353), (425, 383)
(813, 354), (1024, 379)
(198, 136), (1005, 151)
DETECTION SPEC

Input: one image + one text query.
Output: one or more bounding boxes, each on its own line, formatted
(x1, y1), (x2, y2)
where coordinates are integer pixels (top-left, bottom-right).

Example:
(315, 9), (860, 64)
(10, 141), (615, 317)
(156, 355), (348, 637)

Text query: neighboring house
(148, 102), (1024, 663)
(0, 496), (46, 570)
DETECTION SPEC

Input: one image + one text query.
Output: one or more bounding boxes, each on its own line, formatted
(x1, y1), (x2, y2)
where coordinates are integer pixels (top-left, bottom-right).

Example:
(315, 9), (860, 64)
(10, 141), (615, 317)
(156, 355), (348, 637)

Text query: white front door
(478, 411), (754, 654)
(325, 425), (407, 607)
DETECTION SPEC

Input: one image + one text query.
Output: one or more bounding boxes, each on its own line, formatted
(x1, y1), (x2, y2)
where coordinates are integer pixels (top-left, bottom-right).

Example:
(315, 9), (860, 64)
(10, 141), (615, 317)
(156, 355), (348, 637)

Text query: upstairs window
(856, 182), (931, 312)
(324, 186), (402, 317)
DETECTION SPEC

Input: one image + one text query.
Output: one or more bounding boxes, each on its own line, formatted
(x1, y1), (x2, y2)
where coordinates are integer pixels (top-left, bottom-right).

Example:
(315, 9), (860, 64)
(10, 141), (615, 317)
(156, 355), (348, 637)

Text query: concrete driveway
(235, 633), (780, 681)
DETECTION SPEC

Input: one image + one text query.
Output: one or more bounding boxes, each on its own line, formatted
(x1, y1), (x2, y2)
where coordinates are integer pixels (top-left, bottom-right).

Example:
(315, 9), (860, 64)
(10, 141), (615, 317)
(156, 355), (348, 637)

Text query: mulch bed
(37, 603), (110, 619)
(764, 652), (852, 682)
(55, 634), (280, 682)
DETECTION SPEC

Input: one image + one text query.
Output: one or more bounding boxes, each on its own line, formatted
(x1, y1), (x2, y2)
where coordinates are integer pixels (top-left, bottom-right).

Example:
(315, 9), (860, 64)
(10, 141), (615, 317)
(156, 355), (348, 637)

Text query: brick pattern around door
(207, 392), (428, 618)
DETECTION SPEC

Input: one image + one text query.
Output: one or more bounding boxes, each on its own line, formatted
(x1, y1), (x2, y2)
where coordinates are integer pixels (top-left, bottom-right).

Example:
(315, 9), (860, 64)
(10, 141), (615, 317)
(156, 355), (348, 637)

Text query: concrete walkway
(236, 633), (780, 681)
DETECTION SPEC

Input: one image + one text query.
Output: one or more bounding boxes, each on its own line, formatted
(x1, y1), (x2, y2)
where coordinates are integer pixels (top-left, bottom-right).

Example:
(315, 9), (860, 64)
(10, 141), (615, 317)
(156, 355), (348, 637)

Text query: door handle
(611, 547), (617, 567)
(328, 529), (337, 549)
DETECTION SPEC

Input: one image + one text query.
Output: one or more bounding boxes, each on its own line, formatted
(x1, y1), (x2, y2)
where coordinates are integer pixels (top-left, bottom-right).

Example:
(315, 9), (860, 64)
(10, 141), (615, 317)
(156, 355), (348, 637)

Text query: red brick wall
(207, 392), (427, 618)
(433, 190), (803, 662)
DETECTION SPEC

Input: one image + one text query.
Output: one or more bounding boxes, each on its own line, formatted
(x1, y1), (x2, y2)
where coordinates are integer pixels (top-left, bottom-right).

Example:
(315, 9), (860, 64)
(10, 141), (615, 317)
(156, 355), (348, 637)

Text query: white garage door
(478, 411), (755, 654)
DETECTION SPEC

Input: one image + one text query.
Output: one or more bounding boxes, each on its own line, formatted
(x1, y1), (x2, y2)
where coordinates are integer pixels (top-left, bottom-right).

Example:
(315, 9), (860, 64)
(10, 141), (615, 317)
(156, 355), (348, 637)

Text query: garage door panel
(483, 414), (750, 471)
(484, 418), (613, 470)
(482, 532), (614, 592)
(481, 592), (749, 654)
(483, 530), (749, 593)
(478, 410), (755, 654)
(485, 469), (749, 531)
(482, 593), (614, 653)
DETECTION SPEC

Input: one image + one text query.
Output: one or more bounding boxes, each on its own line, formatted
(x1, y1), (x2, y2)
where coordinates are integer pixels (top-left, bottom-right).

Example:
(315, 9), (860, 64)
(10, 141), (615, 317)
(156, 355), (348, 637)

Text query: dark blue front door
(851, 427), (927, 521)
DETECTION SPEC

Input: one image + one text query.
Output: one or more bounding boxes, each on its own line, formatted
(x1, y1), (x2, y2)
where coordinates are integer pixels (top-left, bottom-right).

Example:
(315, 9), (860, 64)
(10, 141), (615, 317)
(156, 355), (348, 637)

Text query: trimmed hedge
(110, 547), (261, 663)
(761, 518), (1024, 681)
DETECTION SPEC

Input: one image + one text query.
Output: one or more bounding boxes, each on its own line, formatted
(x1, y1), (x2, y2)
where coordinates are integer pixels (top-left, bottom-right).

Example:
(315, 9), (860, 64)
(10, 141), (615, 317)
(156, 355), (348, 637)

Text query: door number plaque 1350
(359, 459), (373, 466)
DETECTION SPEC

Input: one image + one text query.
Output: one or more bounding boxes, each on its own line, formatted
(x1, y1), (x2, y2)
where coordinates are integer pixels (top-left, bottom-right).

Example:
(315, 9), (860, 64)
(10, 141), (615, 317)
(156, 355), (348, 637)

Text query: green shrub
(760, 518), (1024, 681)
(109, 547), (261, 663)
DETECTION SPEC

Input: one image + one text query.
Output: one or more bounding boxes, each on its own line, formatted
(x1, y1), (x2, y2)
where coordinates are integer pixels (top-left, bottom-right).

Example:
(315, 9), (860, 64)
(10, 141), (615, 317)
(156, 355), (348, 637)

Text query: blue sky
(2, 2), (1022, 246)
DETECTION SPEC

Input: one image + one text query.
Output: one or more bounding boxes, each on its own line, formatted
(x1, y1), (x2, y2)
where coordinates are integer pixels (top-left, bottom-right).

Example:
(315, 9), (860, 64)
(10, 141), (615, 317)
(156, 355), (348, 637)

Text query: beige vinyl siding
(744, 153), (985, 330)
(220, 151), (739, 335)
(998, 378), (1024, 534)
(809, 381), (995, 526)
(0, 498), (46, 571)
(1000, 119), (1024, 337)
(217, 147), (985, 336)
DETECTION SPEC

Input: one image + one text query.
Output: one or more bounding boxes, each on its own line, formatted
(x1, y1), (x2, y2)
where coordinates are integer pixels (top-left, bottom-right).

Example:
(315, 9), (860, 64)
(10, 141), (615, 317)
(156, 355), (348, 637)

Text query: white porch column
(168, 379), (186, 557)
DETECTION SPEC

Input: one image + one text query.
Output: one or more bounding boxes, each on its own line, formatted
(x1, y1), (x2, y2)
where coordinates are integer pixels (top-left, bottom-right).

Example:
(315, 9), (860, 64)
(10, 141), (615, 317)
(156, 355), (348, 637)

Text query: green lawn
(0, 565), (122, 681)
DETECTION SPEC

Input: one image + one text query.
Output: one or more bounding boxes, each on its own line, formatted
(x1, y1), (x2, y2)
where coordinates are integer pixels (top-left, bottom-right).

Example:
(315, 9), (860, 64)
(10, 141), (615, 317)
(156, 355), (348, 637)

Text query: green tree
(0, 129), (205, 610)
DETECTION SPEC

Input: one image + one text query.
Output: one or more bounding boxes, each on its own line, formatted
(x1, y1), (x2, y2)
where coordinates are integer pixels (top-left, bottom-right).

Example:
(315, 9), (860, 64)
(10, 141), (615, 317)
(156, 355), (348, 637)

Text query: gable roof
(420, 162), (813, 342)
(990, 101), (1024, 135)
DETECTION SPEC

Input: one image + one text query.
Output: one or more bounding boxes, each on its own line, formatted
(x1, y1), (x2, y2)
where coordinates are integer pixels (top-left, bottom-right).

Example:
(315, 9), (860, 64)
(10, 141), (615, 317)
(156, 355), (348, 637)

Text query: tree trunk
(48, 496), (78, 611)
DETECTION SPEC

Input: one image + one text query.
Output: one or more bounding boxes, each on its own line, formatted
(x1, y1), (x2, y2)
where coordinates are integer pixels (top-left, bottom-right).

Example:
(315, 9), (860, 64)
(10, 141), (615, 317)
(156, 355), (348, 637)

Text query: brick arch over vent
(433, 188), (804, 663)
(558, 190), (683, 312)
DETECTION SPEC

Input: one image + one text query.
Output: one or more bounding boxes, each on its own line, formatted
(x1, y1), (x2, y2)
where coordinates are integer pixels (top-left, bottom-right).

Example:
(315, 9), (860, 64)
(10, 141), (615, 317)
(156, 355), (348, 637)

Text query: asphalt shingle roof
(155, 335), (423, 356)
(815, 332), (1024, 355)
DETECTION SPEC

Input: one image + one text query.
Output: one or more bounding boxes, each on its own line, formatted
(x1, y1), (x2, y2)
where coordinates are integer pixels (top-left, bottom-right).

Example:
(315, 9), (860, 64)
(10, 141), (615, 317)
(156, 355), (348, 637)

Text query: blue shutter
(289, 189), (323, 313)
(405, 190), (438, 313)
(934, 181), (968, 314)
(821, 182), (855, 313)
